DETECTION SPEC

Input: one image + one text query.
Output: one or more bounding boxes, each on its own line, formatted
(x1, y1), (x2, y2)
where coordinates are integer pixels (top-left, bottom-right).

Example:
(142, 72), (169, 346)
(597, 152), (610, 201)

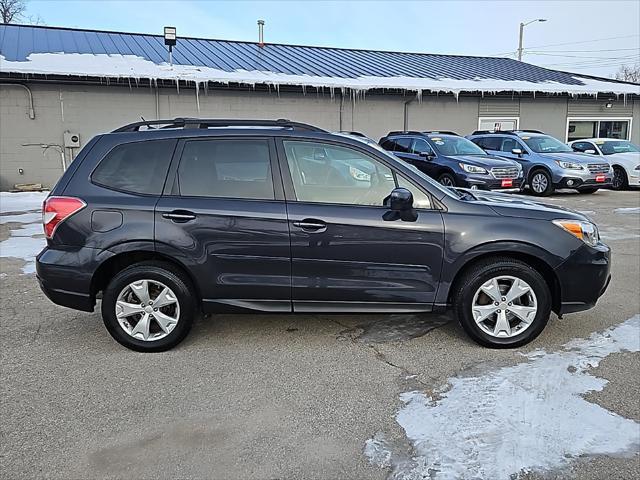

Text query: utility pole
(517, 19), (547, 61)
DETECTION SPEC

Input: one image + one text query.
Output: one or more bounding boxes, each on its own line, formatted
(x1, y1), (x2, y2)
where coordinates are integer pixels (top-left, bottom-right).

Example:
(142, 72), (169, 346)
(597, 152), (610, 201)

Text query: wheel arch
(446, 246), (561, 314)
(90, 249), (202, 306)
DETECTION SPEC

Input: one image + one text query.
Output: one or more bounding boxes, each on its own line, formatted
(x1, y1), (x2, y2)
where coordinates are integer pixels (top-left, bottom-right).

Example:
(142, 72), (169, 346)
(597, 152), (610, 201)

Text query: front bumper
(554, 242), (611, 315)
(553, 168), (613, 189)
(459, 174), (524, 191)
(36, 246), (107, 312)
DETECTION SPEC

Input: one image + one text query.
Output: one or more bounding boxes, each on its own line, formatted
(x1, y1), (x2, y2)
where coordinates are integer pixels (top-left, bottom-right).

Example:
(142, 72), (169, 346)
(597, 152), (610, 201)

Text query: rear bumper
(36, 246), (108, 312)
(554, 242), (611, 315)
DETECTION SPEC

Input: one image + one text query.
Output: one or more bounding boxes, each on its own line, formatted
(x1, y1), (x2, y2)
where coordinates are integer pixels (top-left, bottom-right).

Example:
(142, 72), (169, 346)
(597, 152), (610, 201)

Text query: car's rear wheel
(529, 169), (554, 196)
(453, 258), (551, 348)
(438, 172), (457, 187)
(101, 261), (196, 352)
(612, 166), (628, 190)
(578, 187), (598, 194)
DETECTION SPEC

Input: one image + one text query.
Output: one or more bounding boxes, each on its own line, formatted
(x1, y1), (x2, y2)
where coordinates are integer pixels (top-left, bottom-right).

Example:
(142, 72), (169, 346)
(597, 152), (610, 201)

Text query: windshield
(371, 143), (459, 199)
(429, 135), (486, 156)
(598, 140), (640, 155)
(522, 135), (572, 153)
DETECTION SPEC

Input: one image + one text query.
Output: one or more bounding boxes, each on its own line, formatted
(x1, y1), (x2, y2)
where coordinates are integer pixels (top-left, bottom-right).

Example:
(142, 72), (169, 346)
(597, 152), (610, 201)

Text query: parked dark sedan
(379, 131), (524, 190)
(37, 119), (609, 352)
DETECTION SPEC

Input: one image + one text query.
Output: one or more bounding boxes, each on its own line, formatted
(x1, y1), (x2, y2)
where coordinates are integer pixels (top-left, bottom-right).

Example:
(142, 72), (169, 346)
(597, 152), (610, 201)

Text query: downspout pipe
(403, 97), (415, 131)
(0, 83), (35, 119)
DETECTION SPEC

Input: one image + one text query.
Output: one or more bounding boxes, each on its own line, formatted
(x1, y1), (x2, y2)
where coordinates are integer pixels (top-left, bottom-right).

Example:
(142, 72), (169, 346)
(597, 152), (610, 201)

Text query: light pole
(518, 18), (547, 61)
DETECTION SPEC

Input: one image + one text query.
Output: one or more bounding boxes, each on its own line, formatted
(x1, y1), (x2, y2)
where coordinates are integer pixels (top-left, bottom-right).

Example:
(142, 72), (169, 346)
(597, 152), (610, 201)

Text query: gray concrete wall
(519, 97), (569, 140)
(0, 82), (637, 190)
(407, 97), (480, 136)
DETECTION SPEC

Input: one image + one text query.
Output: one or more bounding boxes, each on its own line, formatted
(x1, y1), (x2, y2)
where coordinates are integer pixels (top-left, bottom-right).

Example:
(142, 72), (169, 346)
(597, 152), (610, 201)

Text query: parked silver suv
(467, 130), (612, 196)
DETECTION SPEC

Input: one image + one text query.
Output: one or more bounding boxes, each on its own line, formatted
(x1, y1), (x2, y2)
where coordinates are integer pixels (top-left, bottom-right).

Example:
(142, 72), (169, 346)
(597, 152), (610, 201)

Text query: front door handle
(162, 210), (196, 222)
(292, 219), (327, 232)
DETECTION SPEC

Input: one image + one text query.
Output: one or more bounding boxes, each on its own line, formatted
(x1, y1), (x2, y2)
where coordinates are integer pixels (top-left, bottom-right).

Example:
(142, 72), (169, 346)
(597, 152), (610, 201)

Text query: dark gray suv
(37, 119), (611, 351)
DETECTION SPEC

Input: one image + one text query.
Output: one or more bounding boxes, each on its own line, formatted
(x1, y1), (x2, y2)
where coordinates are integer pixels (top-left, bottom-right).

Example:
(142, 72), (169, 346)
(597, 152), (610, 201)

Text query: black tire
(438, 172), (457, 188)
(578, 187), (598, 194)
(453, 257), (551, 348)
(101, 261), (197, 352)
(528, 169), (554, 196)
(611, 166), (629, 190)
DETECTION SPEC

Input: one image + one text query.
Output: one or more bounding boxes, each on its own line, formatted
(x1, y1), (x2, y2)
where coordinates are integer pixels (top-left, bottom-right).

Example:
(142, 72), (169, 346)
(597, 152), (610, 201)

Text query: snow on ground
(365, 315), (640, 480)
(614, 207), (640, 214)
(0, 191), (49, 274)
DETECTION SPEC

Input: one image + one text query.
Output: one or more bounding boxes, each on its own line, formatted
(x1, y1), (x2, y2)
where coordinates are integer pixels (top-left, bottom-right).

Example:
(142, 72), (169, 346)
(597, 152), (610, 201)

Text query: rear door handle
(162, 210), (196, 222)
(292, 219), (327, 232)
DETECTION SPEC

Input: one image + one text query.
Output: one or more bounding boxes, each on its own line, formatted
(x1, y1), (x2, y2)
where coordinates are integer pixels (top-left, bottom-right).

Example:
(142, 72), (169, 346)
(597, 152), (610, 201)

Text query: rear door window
(394, 138), (413, 153)
(177, 139), (275, 200)
(91, 139), (175, 195)
(474, 137), (502, 150)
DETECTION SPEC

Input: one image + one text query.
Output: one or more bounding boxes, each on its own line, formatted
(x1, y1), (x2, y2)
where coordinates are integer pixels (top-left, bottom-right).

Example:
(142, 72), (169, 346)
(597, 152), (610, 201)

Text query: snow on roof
(1, 24), (639, 98)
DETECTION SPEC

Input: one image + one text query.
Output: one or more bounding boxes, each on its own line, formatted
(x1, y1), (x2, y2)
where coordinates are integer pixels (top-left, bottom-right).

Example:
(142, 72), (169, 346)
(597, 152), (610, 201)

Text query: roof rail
(338, 130), (367, 137)
(470, 130), (520, 136)
(112, 118), (326, 133)
(423, 130), (459, 136)
(513, 129), (545, 134)
(385, 130), (425, 137)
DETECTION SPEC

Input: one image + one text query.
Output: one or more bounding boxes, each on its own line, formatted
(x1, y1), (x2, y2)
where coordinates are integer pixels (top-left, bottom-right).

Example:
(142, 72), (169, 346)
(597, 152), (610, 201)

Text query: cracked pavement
(1, 189), (639, 479)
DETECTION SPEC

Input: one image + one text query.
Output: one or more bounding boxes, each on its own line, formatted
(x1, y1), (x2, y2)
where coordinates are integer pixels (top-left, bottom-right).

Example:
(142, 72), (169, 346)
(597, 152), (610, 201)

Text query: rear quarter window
(91, 139), (175, 195)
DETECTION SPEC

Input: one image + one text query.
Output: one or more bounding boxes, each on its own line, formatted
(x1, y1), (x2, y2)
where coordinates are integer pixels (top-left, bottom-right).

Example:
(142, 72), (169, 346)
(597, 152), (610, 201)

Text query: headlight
(555, 160), (585, 170)
(349, 166), (370, 181)
(459, 163), (487, 174)
(553, 219), (599, 246)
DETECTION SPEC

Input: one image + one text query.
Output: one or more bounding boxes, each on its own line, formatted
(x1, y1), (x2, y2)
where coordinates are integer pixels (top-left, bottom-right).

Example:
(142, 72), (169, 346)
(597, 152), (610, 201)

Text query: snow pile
(365, 315), (640, 479)
(2, 53), (639, 98)
(0, 191), (48, 274)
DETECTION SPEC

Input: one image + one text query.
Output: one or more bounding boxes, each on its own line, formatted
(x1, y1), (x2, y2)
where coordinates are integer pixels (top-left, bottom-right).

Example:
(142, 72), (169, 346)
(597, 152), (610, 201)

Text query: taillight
(42, 196), (86, 239)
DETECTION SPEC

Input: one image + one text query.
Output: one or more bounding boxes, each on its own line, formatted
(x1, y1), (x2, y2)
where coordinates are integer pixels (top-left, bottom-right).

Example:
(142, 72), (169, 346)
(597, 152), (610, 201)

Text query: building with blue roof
(1, 24), (638, 189)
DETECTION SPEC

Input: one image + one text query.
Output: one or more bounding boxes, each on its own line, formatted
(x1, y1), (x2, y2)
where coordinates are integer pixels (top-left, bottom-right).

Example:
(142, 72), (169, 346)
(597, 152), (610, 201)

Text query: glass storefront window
(568, 119), (630, 141)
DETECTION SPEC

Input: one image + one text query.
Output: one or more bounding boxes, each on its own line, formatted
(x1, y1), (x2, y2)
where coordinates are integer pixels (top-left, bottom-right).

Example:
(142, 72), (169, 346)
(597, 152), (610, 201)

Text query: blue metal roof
(0, 24), (635, 91)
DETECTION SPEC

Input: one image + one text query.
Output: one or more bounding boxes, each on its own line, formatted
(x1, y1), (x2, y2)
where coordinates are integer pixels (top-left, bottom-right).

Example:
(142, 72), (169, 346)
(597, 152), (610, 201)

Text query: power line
(524, 34), (640, 50)
(526, 52), (639, 60)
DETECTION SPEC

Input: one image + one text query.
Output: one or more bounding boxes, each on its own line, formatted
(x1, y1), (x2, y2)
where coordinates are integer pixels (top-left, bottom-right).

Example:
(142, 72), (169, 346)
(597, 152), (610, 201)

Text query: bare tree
(0, 0), (26, 23)
(615, 64), (640, 83)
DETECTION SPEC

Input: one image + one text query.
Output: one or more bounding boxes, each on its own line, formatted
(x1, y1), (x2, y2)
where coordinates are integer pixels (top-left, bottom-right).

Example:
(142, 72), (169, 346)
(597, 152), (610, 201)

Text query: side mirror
(511, 148), (523, 155)
(418, 151), (434, 160)
(584, 149), (596, 154)
(384, 188), (417, 222)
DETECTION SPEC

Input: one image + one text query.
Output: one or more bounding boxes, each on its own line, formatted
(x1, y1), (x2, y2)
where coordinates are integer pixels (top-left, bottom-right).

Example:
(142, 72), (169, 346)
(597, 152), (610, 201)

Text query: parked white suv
(569, 138), (640, 190)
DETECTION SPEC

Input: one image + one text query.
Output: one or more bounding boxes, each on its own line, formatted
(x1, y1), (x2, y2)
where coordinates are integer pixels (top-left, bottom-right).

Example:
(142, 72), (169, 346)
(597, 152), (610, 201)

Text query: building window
(567, 119), (631, 141)
(478, 117), (519, 132)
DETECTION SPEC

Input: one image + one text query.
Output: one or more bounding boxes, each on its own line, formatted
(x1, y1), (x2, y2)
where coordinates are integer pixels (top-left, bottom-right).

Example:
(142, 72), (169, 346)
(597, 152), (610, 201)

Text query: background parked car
(467, 130), (613, 196)
(569, 138), (640, 190)
(379, 131), (523, 191)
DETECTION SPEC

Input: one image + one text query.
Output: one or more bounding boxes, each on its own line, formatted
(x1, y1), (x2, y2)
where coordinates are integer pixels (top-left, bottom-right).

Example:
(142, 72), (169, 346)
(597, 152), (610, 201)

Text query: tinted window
(474, 137), (502, 150)
(92, 140), (175, 195)
(598, 140), (639, 155)
(394, 138), (412, 153)
(178, 139), (274, 199)
(412, 138), (434, 155)
(571, 141), (595, 153)
(284, 140), (395, 206)
(500, 138), (520, 152)
(380, 139), (396, 151)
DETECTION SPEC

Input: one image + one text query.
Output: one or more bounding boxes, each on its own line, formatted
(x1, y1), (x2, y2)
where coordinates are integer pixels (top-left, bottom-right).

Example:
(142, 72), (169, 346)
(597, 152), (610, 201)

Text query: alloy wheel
(439, 176), (455, 187)
(115, 279), (180, 341)
(612, 167), (625, 189)
(471, 275), (538, 338)
(531, 173), (548, 194)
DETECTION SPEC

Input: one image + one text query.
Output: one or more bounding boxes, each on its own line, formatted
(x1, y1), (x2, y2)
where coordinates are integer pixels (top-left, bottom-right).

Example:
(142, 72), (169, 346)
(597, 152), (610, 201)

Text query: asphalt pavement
(1, 189), (638, 479)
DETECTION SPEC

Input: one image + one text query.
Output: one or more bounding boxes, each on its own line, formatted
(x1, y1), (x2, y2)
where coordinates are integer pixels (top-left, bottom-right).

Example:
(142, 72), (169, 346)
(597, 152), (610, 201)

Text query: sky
(21, 0), (640, 78)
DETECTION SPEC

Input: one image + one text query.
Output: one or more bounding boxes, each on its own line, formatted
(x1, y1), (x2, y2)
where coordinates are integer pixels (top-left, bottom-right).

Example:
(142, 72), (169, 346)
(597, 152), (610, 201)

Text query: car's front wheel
(612, 166), (629, 190)
(453, 257), (551, 348)
(101, 261), (197, 352)
(438, 172), (457, 187)
(529, 169), (554, 196)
